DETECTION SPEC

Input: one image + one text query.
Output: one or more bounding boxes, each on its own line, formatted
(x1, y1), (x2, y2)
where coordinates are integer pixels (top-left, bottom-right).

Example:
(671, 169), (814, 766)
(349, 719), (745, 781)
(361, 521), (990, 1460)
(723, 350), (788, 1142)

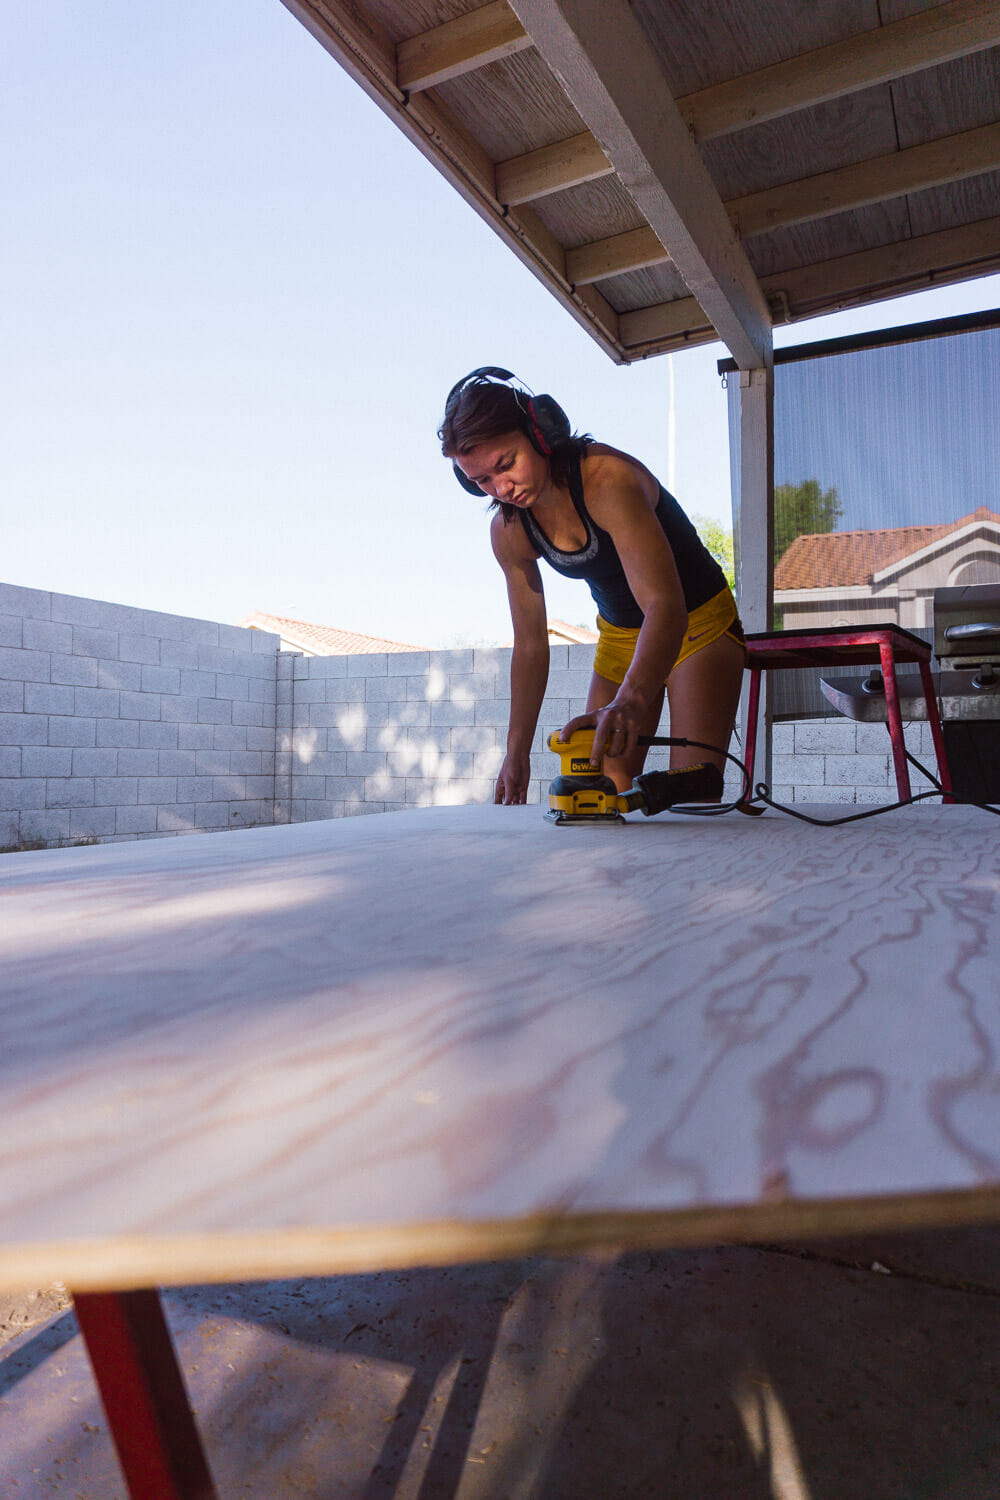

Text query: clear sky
(5, 1), (1000, 646)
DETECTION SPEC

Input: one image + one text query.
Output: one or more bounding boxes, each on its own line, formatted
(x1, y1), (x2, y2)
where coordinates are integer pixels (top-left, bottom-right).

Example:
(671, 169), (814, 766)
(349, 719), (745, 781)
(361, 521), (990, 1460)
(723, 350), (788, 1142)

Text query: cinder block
(25, 683), (75, 716)
(232, 701), (265, 727)
(0, 583), (50, 620)
(365, 675), (413, 703)
(22, 619), (72, 653)
(157, 804), (196, 831)
(118, 691), (161, 721)
(347, 653), (389, 678)
(825, 754), (888, 787)
(545, 667), (594, 699)
(180, 669), (216, 697)
(216, 672), (250, 700)
(139, 721), (178, 749)
(244, 776), (275, 799)
(46, 778), (94, 808)
(856, 786), (899, 805)
(0, 646), (50, 684)
(209, 775), (245, 802)
(345, 750), (388, 776)
(116, 750), (159, 777)
(73, 686), (120, 718)
(20, 810), (71, 843)
(160, 694), (202, 724)
(72, 748), (118, 777)
(323, 776), (365, 803)
(141, 664), (182, 695)
(143, 609), (218, 646)
(119, 634), (162, 665)
(99, 659), (142, 691)
(70, 806), (117, 839)
(195, 750), (230, 776)
(771, 723), (795, 754)
(159, 640), (200, 670)
(0, 810), (19, 845)
(807, 785), (856, 805)
(176, 776), (216, 802)
(250, 630), (281, 655)
(193, 802), (230, 829)
(248, 676), (276, 703)
(0, 681), (23, 713)
(0, 747), (20, 776)
(772, 752), (824, 785)
(322, 678), (365, 704)
(116, 805), (159, 834)
(474, 748), (505, 778)
(48, 717), (96, 748)
(157, 749), (199, 776)
(213, 724), (247, 751)
(0, 777), (47, 809)
(197, 698), (232, 725)
(94, 778), (139, 806)
(794, 720), (857, 755)
(364, 772), (405, 800)
(430, 700), (476, 728)
(50, 653), (98, 687)
(245, 726), (274, 752)
(72, 626), (119, 660)
(291, 774), (325, 800)
(177, 722), (215, 751)
(137, 776), (178, 803)
(197, 645), (239, 673)
(428, 649), (474, 674)
(473, 647), (510, 677)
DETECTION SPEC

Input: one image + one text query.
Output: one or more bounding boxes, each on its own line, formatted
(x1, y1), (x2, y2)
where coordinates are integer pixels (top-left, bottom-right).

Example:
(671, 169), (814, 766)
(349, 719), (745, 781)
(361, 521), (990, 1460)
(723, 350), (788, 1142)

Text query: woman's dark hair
(439, 375), (590, 523)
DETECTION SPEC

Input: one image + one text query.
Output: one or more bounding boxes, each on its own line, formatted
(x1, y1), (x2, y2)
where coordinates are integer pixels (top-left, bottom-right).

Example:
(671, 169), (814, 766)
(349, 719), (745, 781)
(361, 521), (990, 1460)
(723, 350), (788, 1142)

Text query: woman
(440, 367), (745, 804)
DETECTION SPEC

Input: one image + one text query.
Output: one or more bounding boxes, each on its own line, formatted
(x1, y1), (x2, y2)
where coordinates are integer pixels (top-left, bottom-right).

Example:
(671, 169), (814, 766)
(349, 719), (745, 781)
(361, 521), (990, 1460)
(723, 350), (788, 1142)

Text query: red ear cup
(525, 398), (552, 455)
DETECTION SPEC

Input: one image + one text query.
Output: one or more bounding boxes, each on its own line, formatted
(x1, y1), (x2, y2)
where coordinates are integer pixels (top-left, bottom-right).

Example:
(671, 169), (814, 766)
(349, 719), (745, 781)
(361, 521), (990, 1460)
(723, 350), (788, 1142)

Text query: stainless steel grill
(820, 584), (1000, 800)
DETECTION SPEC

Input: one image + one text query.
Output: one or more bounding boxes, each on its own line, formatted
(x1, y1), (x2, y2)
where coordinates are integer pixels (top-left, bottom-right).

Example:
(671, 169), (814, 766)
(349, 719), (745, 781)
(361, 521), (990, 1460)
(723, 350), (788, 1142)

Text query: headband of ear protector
(445, 367), (572, 496)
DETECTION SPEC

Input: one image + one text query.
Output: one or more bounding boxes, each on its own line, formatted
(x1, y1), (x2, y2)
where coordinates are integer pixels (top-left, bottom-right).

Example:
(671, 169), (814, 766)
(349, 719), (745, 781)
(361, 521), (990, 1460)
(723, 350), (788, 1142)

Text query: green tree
(773, 479), (842, 563)
(693, 515), (735, 591)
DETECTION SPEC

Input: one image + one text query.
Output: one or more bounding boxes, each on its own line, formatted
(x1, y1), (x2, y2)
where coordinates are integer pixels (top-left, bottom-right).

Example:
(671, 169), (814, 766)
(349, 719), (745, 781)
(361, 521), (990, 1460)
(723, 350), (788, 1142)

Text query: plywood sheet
(2, 803), (999, 1292)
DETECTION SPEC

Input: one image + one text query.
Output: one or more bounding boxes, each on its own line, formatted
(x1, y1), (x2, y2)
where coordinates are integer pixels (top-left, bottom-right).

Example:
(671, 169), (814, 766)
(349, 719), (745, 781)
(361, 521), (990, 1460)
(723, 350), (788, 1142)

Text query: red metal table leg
(918, 658), (955, 802)
(879, 641), (912, 800)
(742, 666), (762, 798)
(73, 1289), (218, 1500)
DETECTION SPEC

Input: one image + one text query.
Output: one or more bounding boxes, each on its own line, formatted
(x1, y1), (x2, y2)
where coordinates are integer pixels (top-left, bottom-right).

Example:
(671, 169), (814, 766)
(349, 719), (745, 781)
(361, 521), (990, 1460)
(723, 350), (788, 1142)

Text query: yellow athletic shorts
(593, 587), (745, 686)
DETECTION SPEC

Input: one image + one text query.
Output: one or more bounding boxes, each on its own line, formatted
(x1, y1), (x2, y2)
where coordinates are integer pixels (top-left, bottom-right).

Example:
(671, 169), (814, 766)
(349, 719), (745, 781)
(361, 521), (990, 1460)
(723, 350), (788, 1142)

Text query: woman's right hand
(495, 749), (532, 805)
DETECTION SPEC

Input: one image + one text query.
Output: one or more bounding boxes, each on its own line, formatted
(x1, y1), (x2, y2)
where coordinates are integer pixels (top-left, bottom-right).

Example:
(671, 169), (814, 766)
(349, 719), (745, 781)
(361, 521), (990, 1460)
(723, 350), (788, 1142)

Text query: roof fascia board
(507, 0), (772, 369)
(678, 0), (1000, 142)
(397, 2), (533, 94)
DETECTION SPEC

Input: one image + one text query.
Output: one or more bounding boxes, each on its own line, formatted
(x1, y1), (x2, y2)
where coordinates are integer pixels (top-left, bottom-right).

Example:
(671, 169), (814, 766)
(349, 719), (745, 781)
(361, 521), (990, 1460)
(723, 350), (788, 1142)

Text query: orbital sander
(545, 728), (723, 825)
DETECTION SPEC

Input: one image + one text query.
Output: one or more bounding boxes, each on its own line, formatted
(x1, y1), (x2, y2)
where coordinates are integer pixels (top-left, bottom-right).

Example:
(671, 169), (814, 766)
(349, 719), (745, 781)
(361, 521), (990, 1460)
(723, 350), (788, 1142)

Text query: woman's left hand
(561, 691), (647, 767)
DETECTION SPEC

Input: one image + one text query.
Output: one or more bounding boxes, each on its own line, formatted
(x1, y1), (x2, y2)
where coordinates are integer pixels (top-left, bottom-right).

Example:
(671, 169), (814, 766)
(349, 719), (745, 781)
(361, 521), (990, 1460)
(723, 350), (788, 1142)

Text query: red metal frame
(743, 626), (954, 803)
(73, 1289), (218, 1500)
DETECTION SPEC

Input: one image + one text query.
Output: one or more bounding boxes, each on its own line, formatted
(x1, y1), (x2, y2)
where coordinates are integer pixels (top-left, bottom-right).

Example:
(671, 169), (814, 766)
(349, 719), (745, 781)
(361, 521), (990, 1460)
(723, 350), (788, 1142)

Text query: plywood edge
(7, 1188), (1000, 1295)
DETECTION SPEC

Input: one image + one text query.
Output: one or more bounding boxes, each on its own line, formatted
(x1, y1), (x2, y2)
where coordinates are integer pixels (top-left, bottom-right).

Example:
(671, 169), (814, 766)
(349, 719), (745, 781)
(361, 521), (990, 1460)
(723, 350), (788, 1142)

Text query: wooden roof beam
(397, 2), (532, 94)
(679, 0), (1000, 142)
(508, 0), (772, 368)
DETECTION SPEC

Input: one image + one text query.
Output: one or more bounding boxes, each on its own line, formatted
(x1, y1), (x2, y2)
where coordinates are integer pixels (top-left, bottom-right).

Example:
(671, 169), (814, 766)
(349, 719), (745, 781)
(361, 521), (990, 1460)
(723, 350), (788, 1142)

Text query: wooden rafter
(397, 2), (532, 94)
(508, 0), (772, 368)
(495, 131), (611, 205)
(678, 0), (1000, 142)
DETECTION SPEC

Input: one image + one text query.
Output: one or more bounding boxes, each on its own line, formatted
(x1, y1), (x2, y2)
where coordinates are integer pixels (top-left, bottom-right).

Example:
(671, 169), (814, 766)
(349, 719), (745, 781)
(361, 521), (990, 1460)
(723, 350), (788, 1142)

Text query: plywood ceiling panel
(905, 170), (1000, 236)
(890, 47), (1000, 141)
(526, 175), (649, 252)
(744, 201), (913, 279)
(591, 263), (692, 317)
(701, 87), (900, 199)
(433, 46), (584, 160)
(364, 0), (469, 43)
(629, 0), (879, 97)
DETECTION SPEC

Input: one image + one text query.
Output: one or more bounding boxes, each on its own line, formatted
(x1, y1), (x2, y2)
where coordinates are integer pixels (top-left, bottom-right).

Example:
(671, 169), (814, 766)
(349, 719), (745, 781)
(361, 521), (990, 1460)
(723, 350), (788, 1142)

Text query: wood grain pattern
(397, 3), (532, 94)
(2, 802), (999, 1292)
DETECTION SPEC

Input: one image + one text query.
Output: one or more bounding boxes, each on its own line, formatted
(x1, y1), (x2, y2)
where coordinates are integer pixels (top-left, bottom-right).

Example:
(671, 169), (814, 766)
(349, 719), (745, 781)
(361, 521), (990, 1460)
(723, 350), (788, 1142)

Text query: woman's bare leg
(586, 671), (665, 791)
(664, 634), (746, 786)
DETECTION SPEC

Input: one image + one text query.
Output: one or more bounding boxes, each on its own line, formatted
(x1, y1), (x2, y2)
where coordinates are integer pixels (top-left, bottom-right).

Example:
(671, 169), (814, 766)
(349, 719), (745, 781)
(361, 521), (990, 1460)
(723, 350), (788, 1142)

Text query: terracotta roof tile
(235, 612), (426, 655)
(774, 508), (1000, 590)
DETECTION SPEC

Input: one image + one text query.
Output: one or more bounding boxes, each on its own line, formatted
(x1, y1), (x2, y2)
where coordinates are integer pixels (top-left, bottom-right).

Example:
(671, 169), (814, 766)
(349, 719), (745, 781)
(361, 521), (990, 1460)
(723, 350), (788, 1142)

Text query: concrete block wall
(0, 583), (280, 847)
(768, 718), (944, 804)
(283, 643), (676, 819)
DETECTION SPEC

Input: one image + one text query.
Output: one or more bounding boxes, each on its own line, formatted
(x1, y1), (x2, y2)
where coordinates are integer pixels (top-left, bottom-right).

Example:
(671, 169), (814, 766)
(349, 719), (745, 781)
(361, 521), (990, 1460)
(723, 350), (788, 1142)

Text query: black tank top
(517, 447), (727, 628)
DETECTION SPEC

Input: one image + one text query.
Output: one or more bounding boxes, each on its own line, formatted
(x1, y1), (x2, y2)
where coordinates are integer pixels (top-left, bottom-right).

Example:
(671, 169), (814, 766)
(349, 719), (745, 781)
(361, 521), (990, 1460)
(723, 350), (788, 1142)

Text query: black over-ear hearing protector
(444, 367), (572, 495)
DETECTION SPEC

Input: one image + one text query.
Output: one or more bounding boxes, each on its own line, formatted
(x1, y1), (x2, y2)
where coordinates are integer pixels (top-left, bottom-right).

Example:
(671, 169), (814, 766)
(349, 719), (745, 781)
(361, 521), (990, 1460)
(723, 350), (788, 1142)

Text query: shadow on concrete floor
(4, 1228), (1000, 1498)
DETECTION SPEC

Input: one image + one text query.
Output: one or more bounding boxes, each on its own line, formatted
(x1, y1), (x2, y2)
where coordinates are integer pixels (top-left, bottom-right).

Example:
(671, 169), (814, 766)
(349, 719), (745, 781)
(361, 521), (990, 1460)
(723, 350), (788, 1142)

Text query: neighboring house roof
(503, 619), (600, 647)
(236, 611), (426, 655)
(775, 508), (1000, 590)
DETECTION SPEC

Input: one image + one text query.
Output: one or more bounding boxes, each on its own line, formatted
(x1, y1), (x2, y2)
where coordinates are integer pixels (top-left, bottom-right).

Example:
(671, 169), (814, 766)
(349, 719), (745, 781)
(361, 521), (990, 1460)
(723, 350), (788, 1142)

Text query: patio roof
(280, 0), (1000, 366)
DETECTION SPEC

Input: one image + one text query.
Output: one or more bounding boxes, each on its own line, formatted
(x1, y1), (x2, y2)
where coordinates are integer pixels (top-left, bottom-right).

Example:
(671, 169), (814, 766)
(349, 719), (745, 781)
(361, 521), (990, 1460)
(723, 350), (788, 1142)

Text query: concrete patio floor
(3, 1228), (1000, 1498)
